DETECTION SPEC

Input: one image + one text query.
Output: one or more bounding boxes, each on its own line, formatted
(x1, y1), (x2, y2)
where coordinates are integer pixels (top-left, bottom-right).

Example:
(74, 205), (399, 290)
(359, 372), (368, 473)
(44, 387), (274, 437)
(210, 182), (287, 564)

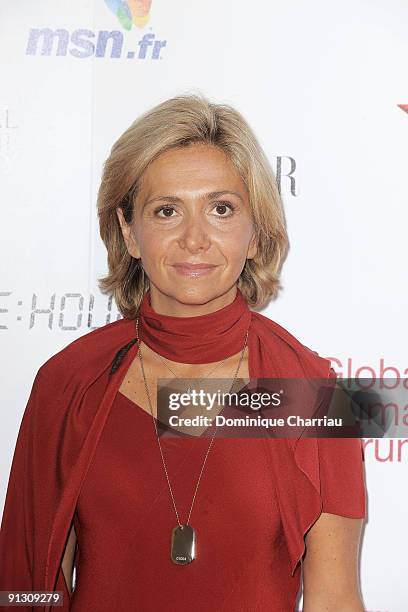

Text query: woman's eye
(212, 201), (235, 217)
(155, 206), (176, 217)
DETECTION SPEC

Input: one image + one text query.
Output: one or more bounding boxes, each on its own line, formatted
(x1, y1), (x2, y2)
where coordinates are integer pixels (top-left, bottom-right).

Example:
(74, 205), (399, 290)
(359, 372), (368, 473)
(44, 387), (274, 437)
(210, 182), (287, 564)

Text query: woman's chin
(149, 283), (236, 308)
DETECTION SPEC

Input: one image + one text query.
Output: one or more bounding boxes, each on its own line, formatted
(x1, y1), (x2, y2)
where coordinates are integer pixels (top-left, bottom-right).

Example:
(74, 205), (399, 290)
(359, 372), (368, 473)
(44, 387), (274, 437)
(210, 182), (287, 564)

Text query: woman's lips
(171, 263), (218, 277)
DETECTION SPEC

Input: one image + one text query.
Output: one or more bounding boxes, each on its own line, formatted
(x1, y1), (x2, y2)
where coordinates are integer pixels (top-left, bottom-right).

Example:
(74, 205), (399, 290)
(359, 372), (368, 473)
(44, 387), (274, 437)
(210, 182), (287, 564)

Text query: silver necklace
(154, 349), (231, 395)
(135, 316), (249, 565)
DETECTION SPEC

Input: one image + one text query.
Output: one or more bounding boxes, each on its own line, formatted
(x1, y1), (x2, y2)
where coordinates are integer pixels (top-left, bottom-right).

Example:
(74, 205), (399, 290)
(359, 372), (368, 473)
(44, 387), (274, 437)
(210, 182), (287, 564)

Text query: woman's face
(117, 143), (257, 315)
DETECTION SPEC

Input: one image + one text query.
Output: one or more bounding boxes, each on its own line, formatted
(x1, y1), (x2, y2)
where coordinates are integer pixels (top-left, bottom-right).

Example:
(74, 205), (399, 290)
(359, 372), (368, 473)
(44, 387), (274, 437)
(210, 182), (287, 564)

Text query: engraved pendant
(171, 525), (196, 565)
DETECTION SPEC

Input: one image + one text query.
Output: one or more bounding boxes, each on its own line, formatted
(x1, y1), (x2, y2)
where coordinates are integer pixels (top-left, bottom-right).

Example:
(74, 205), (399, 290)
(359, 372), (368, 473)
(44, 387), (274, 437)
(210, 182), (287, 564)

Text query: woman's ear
(116, 208), (141, 259)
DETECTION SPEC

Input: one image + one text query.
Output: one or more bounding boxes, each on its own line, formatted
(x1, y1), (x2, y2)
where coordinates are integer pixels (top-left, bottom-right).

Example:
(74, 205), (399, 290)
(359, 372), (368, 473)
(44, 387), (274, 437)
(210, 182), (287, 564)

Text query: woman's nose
(178, 214), (211, 252)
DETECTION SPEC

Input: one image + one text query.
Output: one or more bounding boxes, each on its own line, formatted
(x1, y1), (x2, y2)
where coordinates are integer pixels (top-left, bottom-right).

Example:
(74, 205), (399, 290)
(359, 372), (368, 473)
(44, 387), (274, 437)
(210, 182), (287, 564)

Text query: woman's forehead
(139, 144), (246, 195)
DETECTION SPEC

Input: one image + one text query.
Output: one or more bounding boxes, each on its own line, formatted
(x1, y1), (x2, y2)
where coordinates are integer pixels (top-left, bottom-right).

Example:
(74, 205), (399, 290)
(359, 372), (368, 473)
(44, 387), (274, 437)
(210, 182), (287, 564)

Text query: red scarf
(138, 287), (252, 364)
(136, 286), (329, 380)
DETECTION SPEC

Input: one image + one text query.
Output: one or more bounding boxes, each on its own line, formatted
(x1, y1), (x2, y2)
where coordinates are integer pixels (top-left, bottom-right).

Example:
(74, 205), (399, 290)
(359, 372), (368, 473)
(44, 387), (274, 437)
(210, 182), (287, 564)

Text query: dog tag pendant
(171, 525), (196, 565)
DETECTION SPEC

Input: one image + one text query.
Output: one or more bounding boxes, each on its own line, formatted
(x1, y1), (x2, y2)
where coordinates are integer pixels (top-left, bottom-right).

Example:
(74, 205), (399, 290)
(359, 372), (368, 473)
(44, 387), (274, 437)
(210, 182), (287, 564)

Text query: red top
(0, 287), (367, 612)
(67, 389), (365, 611)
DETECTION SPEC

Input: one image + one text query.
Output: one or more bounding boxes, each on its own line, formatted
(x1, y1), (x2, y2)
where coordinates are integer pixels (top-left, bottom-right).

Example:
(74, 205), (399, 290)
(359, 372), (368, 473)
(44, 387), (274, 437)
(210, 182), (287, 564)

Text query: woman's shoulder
(250, 310), (333, 378)
(36, 316), (135, 387)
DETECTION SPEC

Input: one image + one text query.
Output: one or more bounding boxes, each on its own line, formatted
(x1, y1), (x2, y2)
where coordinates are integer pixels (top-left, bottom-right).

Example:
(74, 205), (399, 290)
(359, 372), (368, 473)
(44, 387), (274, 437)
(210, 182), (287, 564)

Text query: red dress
(0, 287), (367, 612)
(67, 389), (365, 612)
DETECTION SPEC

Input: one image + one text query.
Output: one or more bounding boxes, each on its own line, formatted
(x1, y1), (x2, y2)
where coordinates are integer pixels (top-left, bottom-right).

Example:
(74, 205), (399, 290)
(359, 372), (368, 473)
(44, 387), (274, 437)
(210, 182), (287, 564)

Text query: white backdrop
(1, 1), (407, 610)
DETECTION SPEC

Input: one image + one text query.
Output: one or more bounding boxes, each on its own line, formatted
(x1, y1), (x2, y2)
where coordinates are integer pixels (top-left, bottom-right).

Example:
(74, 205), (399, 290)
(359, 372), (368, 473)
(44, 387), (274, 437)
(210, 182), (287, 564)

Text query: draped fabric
(0, 287), (366, 611)
(138, 287), (252, 364)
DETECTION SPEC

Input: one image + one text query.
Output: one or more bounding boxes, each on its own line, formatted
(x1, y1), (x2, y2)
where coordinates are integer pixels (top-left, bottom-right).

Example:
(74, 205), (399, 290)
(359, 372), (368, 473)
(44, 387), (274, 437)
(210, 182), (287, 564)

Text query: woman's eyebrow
(144, 190), (244, 207)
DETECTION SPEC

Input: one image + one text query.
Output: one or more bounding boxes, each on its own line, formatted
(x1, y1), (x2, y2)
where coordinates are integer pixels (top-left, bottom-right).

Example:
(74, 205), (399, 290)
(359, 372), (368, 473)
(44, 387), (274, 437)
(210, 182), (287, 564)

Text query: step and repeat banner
(1, 1), (406, 610)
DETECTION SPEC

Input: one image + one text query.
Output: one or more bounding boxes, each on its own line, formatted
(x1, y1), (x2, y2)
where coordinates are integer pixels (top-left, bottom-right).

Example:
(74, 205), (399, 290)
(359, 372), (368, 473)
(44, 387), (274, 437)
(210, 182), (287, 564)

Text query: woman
(0, 94), (366, 611)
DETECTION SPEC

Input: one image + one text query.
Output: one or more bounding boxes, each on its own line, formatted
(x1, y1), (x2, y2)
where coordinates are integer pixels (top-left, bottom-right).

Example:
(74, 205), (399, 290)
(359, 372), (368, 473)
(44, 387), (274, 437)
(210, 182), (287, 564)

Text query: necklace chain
(136, 316), (249, 528)
(154, 350), (230, 390)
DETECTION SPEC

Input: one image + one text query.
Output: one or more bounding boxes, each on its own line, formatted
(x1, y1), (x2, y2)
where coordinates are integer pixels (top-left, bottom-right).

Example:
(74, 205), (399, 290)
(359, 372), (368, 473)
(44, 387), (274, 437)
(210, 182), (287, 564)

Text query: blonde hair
(97, 93), (289, 319)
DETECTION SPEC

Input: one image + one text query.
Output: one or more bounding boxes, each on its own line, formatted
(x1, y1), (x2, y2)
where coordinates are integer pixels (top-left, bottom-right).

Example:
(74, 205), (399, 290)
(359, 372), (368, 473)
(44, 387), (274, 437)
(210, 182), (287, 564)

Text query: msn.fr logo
(25, 28), (166, 59)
